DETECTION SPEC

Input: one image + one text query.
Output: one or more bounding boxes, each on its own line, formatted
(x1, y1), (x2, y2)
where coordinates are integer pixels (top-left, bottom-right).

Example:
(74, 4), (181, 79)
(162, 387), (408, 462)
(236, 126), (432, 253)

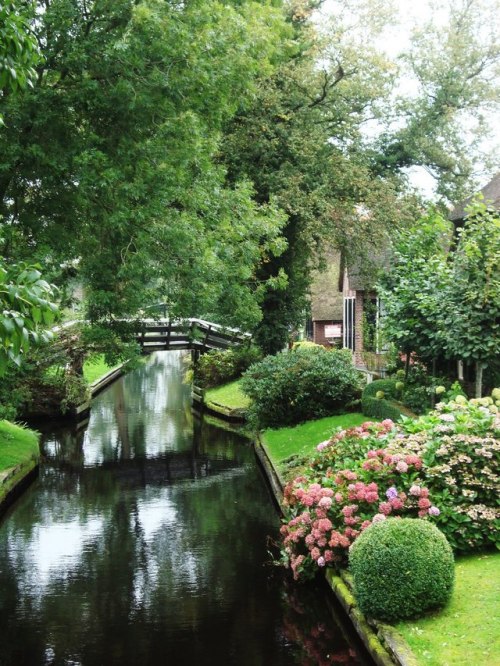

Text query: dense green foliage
(361, 396), (408, 422)
(361, 379), (410, 420)
(362, 379), (399, 400)
(443, 203), (500, 395)
(0, 262), (58, 375)
(0, 1), (40, 114)
(241, 347), (361, 427)
(194, 345), (262, 389)
(0, 0), (498, 355)
(0, 0), (290, 331)
(349, 518), (454, 622)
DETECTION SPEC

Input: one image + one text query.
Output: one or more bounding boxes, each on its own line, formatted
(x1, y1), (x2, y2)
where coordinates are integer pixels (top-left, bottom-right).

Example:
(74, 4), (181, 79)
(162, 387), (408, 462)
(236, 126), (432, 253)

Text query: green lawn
(205, 379), (251, 410)
(0, 420), (40, 472)
(397, 552), (500, 666)
(262, 412), (372, 464)
(83, 355), (118, 384)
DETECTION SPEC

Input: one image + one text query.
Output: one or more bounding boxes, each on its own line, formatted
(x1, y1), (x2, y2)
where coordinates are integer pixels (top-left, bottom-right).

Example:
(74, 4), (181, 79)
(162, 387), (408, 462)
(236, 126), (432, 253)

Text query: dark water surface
(0, 352), (368, 666)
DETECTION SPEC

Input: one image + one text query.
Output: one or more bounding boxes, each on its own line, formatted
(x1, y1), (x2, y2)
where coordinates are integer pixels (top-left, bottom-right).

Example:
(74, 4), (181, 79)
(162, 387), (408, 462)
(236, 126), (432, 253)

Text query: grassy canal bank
(0, 420), (40, 507)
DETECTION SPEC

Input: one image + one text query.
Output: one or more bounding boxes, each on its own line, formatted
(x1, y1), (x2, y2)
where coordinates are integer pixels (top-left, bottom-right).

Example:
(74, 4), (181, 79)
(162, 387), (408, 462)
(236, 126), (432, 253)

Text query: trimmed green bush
(349, 518), (454, 622)
(361, 396), (408, 421)
(241, 347), (361, 428)
(363, 379), (399, 400)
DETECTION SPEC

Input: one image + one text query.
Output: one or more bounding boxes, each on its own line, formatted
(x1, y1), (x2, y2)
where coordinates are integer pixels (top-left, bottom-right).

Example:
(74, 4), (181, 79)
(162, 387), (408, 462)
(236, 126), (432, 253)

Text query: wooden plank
(138, 335), (190, 344)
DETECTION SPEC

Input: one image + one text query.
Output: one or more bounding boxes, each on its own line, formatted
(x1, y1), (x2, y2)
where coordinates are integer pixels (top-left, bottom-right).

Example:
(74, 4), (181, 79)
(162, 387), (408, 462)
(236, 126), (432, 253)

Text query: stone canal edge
(254, 436), (419, 666)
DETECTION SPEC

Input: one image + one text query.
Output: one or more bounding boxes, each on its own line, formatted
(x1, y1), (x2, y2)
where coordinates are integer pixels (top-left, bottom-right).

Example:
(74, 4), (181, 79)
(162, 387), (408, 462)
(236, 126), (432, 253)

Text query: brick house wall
(313, 320), (343, 347)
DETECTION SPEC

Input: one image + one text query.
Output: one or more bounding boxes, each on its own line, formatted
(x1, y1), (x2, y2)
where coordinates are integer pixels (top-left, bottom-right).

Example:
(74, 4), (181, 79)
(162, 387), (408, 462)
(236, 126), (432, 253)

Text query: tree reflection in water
(0, 352), (368, 666)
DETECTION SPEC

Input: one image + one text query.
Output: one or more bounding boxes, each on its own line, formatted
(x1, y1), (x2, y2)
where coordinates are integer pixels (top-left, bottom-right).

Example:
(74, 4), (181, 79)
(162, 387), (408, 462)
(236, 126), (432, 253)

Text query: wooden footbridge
(136, 317), (252, 354)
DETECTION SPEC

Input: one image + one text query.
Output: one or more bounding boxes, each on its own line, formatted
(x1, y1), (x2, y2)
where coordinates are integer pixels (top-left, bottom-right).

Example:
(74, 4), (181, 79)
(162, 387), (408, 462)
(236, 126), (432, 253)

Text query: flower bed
(280, 396), (499, 581)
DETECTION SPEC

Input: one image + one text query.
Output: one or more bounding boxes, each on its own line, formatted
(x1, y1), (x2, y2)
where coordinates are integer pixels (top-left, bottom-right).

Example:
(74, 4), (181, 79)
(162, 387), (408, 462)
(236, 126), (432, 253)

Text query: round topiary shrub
(349, 518), (454, 622)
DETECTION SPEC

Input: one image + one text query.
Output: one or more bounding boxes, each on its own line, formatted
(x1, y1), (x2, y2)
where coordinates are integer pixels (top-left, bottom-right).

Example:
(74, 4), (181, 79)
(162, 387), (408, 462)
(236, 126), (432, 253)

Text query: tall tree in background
(223, 0), (500, 352)
(443, 202), (500, 396)
(222, 0), (417, 352)
(376, 0), (500, 200)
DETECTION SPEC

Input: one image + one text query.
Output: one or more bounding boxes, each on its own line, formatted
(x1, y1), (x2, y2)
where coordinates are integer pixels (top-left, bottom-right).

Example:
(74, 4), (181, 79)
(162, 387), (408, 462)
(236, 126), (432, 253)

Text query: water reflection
(0, 352), (368, 665)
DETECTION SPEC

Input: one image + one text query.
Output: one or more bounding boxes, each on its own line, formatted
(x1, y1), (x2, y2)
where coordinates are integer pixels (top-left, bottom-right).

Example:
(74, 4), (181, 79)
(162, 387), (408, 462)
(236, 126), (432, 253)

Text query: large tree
(0, 0), (58, 376)
(0, 0), (290, 329)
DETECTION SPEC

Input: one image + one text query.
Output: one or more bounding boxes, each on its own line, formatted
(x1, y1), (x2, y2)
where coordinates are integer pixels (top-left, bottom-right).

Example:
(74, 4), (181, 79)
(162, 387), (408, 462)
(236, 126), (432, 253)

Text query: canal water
(0, 352), (370, 665)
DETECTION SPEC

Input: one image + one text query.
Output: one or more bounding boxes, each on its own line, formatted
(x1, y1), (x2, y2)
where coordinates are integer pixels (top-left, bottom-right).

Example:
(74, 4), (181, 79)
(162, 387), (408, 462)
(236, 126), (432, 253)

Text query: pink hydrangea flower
(409, 485), (422, 497)
(318, 518), (333, 532)
(379, 502), (392, 515)
(418, 497), (431, 510)
(372, 513), (386, 523)
(317, 556), (326, 567)
(318, 496), (332, 510)
(428, 506), (441, 516)
(396, 460), (409, 473)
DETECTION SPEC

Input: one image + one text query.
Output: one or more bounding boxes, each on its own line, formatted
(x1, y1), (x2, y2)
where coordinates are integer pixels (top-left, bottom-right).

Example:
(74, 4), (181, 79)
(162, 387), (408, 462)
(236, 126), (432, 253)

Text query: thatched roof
(341, 247), (391, 292)
(449, 173), (500, 222)
(310, 251), (343, 320)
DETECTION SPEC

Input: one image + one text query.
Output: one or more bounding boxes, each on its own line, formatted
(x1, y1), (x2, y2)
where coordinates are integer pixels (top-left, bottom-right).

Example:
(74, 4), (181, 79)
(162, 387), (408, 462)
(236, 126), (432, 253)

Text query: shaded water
(0, 352), (369, 665)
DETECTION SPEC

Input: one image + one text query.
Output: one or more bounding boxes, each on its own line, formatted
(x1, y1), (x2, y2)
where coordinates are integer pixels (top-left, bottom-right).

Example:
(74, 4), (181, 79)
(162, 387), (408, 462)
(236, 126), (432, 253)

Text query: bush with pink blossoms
(279, 398), (498, 579)
(280, 444), (437, 580)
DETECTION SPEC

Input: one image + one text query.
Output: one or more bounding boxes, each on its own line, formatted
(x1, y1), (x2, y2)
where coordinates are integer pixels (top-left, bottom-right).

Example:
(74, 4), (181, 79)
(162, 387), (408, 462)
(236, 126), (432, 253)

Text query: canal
(0, 352), (371, 665)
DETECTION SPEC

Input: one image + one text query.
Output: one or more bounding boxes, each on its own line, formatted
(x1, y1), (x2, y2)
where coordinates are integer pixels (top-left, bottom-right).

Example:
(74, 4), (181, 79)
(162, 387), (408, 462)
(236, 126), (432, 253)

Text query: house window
(375, 297), (389, 353)
(343, 297), (355, 350)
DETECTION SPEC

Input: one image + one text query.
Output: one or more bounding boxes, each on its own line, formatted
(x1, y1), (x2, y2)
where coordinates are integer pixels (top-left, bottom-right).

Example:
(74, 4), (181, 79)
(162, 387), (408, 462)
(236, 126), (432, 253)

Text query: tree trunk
(475, 361), (483, 398)
(431, 358), (437, 408)
(458, 360), (464, 381)
(405, 352), (411, 380)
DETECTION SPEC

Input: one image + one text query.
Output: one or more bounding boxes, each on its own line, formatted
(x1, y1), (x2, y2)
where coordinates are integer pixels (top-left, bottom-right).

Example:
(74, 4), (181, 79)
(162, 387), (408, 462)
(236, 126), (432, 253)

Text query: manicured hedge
(361, 395), (407, 421)
(362, 379), (398, 400)
(361, 379), (411, 421)
(349, 518), (455, 622)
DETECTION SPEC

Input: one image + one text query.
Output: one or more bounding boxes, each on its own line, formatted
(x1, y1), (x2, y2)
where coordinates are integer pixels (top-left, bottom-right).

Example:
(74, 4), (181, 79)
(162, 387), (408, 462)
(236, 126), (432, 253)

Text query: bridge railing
(136, 317), (251, 353)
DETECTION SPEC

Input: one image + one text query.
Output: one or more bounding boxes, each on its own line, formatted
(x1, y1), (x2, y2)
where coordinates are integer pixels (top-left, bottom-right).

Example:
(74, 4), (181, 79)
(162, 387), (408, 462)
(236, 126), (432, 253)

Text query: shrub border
(362, 395), (417, 421)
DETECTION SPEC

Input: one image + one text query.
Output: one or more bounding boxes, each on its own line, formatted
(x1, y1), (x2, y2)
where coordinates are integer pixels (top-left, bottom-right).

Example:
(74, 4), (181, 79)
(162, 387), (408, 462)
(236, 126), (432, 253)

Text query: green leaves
(0, 258), (58, 375)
